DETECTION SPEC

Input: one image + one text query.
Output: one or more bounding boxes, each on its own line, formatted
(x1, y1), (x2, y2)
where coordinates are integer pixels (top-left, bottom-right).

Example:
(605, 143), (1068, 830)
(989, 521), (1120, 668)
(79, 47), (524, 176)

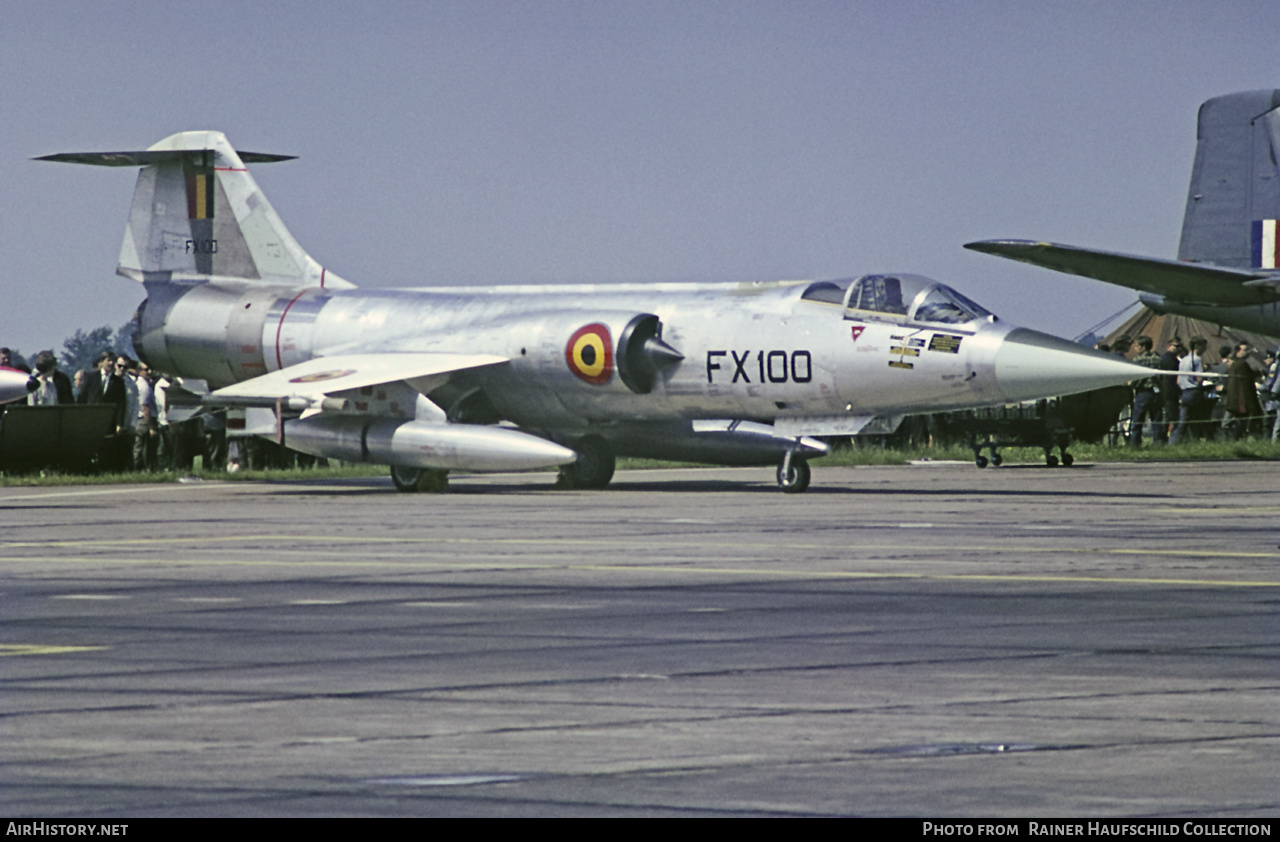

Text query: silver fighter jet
(41, 131), (1158, 492)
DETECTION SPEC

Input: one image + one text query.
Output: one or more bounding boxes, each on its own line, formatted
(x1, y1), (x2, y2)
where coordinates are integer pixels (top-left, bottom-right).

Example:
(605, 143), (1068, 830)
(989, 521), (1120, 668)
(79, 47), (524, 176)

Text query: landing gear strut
(556, 435), (616, 489)
(390, 466), (449, 493)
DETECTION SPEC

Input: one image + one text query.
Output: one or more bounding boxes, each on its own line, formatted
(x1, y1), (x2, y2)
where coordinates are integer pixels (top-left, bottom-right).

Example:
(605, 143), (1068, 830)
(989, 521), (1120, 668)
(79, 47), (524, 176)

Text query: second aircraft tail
(1179, 89), (1280, 269)
(963, 90), (1280, 310)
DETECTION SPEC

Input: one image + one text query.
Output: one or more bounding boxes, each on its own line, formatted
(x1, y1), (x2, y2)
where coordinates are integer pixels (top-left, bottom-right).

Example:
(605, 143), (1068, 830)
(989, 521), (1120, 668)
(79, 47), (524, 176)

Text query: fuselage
(136, 274), (1058, 434)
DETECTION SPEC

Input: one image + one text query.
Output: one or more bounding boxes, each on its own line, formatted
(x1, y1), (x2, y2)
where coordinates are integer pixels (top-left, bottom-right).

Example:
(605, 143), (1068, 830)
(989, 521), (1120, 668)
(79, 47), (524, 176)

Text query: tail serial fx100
(40, 131), (1156, 492)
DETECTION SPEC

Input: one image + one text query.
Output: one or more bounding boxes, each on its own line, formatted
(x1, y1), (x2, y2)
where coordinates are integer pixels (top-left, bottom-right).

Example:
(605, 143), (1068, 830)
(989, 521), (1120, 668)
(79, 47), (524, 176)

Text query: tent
(1102, 304), (1279, 369)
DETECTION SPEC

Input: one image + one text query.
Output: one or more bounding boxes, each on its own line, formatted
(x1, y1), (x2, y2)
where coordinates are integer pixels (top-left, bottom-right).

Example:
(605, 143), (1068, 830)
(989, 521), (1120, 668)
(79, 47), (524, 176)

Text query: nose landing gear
(776, 450), (811, 493)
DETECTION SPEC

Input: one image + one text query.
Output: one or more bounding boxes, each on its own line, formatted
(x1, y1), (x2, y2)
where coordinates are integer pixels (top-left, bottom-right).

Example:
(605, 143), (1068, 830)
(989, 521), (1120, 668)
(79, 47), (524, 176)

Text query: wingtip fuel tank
(0, 368), (38, 405)
(285, 415), (578, 473)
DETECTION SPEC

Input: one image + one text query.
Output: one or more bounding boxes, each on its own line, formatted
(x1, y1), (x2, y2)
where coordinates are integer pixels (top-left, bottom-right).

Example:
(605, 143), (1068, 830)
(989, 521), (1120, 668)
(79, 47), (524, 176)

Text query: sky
(3, 0), (1277, 358)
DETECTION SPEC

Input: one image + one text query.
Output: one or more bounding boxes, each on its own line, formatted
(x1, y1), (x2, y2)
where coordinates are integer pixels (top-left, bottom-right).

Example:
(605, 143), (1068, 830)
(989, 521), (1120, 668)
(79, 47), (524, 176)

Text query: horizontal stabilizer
(34, 150), (295, 167)
(209, 353), (508, 406)
(965, 240), (1280, 306)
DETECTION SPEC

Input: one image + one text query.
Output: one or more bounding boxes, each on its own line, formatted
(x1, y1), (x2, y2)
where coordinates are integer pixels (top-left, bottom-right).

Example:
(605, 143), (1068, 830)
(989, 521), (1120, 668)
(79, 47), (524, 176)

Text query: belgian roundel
(565, 323), (613, 385)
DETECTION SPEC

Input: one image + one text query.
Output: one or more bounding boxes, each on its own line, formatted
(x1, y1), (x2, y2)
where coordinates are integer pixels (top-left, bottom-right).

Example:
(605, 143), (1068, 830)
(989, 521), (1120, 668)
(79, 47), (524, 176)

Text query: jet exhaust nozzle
(617, 314), (683, 394)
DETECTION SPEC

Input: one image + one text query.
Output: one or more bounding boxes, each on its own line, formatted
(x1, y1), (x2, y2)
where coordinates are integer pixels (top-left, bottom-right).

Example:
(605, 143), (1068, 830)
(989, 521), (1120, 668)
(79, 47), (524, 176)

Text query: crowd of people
(1105, 334), (1280, 444)
(0, 345), (284, 473)
(3, 346), (210, 471)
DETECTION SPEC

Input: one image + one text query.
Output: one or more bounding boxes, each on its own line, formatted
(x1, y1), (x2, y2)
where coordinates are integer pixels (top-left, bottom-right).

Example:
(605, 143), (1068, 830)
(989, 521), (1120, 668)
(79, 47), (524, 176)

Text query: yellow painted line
(2, 534), (1277, 560)
(0, 484), (220, 502)
(0, 555), (1274, 588)
(0, 644), (108, 656)
(0, 534), (308, 548)
(402, 601), (480, 608)
(1152, 506), (1280, 514)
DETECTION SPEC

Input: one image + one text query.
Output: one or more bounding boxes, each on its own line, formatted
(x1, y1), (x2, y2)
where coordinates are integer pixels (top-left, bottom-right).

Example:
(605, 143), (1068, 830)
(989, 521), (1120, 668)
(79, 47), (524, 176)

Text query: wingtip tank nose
(993, 328), (1157, 403)
(0, 368), (38, 405)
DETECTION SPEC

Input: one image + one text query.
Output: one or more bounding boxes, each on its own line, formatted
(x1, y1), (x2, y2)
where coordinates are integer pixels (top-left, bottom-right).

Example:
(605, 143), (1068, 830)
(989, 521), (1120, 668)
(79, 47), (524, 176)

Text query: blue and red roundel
(565, 323), (613, 385)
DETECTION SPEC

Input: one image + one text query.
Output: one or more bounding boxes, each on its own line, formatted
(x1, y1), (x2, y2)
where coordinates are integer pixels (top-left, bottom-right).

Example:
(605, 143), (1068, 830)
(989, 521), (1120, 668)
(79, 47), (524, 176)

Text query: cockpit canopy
(800, 274), (995, 326)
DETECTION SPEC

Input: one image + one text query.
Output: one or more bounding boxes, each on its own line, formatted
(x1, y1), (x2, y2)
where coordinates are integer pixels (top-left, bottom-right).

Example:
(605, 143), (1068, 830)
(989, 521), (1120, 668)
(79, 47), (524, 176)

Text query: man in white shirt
(1170, 338), (1208, 445)
(132, 362), (158, 471)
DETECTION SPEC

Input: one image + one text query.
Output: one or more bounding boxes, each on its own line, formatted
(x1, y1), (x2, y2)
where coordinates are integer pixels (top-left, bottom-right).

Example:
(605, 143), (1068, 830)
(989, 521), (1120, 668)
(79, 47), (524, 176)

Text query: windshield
(912, 285), (993, 324)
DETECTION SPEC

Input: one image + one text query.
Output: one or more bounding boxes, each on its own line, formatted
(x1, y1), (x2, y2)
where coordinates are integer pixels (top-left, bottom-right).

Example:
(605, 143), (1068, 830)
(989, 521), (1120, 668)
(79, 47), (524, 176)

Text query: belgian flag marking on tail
(186, 172), (214, 220)
(566, 323), (613, 385)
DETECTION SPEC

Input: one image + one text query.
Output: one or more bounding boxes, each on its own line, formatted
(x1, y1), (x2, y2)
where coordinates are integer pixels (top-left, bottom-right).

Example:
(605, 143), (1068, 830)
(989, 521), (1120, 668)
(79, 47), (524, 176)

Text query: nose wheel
(776, 455), (811, 493)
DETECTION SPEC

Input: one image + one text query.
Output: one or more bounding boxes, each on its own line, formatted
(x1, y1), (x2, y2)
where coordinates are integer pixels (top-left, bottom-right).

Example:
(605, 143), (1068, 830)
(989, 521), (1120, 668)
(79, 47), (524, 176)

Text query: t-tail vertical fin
(1178, 89), (1280, 270)
(37, 131), (353, 289)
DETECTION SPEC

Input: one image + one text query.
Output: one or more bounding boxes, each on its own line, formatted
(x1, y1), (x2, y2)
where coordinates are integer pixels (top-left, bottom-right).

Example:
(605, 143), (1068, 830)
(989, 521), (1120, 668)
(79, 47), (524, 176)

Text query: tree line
(6, 322), (135, 375)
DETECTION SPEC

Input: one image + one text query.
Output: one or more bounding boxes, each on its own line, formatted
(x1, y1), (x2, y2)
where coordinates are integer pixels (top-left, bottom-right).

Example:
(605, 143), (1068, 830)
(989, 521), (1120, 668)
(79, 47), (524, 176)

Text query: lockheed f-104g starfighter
(41, 131), (1157, 492)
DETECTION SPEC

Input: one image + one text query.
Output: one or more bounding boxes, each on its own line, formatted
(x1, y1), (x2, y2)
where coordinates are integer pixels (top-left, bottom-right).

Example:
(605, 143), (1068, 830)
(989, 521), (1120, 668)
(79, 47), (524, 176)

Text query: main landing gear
(390, 466), (450, 493)
(556, 435), (616, 489)
(972, 445), (1075, 465)
(973, 451), (1003, 468)
(1044, 450), (1075, 468)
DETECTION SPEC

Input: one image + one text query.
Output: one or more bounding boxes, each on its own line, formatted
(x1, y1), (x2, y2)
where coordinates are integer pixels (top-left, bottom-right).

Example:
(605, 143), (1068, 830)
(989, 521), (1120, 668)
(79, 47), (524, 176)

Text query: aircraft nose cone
(993, 328), (1154, 403)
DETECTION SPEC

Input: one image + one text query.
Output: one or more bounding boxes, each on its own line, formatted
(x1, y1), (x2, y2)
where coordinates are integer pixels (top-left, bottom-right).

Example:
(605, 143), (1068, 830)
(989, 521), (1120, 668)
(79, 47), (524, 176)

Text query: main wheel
(776, 459), (811, 493)
(390, 466), (449, 493)
(556, 436), (616, 489)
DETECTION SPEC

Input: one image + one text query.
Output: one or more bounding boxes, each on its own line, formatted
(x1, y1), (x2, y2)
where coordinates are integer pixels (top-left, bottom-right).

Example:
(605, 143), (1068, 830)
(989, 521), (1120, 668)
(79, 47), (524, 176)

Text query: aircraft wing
(209, 353), (508, 406)
(964, 240), (1280, 306)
